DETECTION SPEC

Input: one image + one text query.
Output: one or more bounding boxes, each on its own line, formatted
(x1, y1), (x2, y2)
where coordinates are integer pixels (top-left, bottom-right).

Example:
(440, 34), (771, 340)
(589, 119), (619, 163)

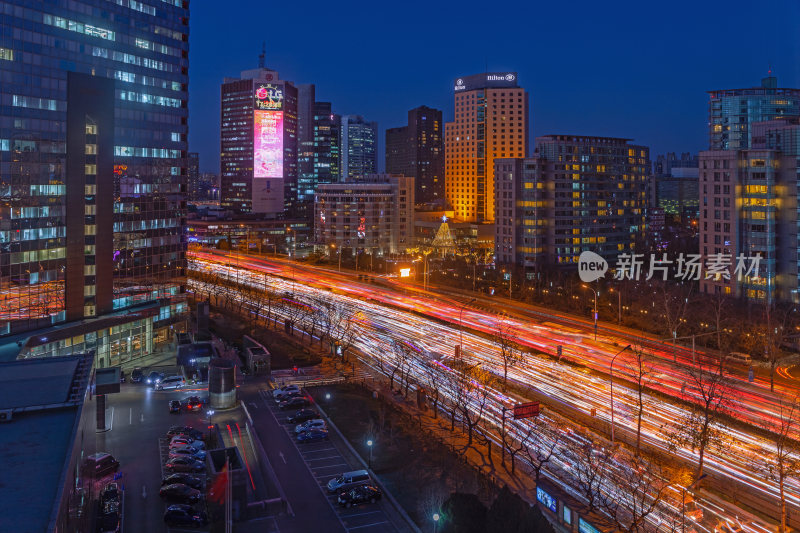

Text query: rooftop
(0, 355), (92, 533)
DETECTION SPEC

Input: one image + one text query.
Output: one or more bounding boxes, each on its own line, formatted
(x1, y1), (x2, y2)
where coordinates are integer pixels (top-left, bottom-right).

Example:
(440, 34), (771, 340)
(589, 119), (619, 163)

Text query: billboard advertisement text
(254, 110), (283, 178)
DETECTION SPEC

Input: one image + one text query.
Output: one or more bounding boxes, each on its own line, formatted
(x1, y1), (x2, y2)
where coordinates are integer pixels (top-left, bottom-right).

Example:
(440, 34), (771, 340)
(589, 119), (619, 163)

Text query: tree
(513, 417), (562, 483)
(452, 362), (494, 448)
(599, 450), (673, 533)
(626, 344), (653, 455)
(422, 359), (443, 419)
(563, 433), (611, 513)
(666, 357), (735, 483)
(659, 281), (693, 361)
(762, 397), (800, 533)
(495, 316), (523, 390)
(440, 492), (487, 533)
(486, 486), (555, 533)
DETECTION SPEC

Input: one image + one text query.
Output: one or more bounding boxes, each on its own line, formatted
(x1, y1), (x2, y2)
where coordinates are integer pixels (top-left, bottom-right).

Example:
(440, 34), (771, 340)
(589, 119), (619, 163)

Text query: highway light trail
(189, 252), (792, 531)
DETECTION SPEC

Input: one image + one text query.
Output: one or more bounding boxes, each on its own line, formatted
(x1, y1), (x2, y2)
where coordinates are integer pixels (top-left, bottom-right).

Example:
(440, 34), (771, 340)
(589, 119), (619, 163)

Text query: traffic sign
(513, 401), (540, 419)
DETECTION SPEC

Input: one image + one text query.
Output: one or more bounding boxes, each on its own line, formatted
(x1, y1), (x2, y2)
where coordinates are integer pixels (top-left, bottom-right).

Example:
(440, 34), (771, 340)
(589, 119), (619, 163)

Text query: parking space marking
(300, 447), (338, 454)
(310, 463), (349, 470)
(305, 455), (345, 461)
(347, 521), (390, 530)
(340, 511), (384, 519)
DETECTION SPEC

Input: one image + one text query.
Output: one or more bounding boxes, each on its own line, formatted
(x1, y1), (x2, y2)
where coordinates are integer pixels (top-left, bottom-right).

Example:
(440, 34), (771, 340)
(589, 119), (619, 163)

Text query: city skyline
(188, 0), (799, 173)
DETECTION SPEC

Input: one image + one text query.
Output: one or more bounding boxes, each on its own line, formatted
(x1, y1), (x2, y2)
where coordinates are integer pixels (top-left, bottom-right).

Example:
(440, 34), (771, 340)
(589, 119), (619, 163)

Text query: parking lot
(98, 372), (211, 533)
(258, 388), (401, 533)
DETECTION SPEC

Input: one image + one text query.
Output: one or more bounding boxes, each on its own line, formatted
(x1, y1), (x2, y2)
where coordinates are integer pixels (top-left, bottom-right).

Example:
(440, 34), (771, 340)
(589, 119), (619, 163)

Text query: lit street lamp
(433, 513), (440, 533)
(582, 284), (598, 340)
(367, 439), (373, 468)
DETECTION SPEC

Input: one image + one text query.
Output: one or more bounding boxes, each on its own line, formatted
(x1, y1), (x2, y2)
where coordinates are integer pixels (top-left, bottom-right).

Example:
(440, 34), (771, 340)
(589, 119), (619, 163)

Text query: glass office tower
(0, 0), (189, 363)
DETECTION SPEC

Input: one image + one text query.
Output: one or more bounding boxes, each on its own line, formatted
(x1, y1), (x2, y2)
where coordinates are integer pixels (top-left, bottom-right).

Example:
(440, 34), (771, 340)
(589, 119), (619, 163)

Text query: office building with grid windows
(0, 0), (190, 367)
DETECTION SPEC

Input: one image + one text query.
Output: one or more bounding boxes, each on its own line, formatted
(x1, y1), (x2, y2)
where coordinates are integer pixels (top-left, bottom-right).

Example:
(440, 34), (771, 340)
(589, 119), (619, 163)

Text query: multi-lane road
(189, 248), (798, 532)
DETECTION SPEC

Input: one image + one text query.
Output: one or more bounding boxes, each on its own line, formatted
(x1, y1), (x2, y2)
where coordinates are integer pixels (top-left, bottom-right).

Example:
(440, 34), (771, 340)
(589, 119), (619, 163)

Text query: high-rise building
(445, 72), (529, 223)
(220, 67), (298, 217)
(652, 153), (699, 224)
(312, 102), (341, 187)
(297, 99), (341, 211)
(386, 106), (444, 205)
(494, 136), (649, 268)
(296, 83), (315, 213)
(340, 115), (377, 180)
(0, 1), (189, 365)
(314, 174), (414, 255)
(187, 152), (200, 200)
(700, 117), (800, 302)
(708, 76), (800, 151)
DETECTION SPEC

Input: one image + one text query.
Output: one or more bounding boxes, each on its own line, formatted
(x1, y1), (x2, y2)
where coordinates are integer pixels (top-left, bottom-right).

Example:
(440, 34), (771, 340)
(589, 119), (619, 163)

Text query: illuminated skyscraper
(386, 106), (444, 205)
(340, 115), (377, 180)
(708, 76), (800, 150)
(445, 73), (528, 223)
(220, 68), (298, 216)
(0, 1), (189, 365)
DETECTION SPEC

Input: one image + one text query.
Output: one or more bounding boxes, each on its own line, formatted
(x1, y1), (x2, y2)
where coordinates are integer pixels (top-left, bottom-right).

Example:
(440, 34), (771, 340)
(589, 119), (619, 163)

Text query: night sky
(188, 0), (799, 174)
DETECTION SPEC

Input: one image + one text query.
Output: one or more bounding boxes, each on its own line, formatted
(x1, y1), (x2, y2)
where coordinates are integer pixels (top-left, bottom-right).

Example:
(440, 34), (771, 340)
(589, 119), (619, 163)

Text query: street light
(331, 244), (341, 272)
(610, 344), (632, 446)
(609, 287), (621, 324)
(367, 439), (373, 468)
(458, 298), (477, 359)
(582, 284), (598, 340)
(433, 513), (440, 533)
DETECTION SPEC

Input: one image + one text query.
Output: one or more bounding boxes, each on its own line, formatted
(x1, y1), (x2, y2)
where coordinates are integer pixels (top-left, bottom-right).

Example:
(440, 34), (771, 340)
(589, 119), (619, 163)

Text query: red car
(183, 396), (203, 411)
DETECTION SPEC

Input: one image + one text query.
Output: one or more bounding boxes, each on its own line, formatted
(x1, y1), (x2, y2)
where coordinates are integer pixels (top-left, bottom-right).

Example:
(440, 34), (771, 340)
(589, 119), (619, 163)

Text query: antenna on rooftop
(258, 42), (265, 69)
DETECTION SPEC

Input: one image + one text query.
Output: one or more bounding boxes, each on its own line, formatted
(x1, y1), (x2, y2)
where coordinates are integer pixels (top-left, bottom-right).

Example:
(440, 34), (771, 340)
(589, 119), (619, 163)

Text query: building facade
(340, 115), (377, 181)
(0, 0), (190, 364)
(386, 106), (444, 205)
(220, 68), (298, 217)
(187, 151), (200, 199)
(700, 117), (800, 302)
(296, 101), (340, 208)
(314, 174), (414, 255)
(445, 72), (529, 223)
(494, 136), (649, 269)
(709, 76), (800, 151)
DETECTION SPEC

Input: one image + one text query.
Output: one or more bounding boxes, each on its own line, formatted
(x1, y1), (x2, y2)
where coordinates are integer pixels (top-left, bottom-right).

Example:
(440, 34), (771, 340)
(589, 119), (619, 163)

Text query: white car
(170, 436), (205, 450)
(155, 376), (185, 391)
(295, 419), (327, 434)
(274, 385), (301, 401)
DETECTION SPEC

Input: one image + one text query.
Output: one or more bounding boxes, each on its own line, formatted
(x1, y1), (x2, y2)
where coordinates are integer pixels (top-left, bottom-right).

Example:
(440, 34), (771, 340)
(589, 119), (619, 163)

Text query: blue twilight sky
(188, 0), (800, 174)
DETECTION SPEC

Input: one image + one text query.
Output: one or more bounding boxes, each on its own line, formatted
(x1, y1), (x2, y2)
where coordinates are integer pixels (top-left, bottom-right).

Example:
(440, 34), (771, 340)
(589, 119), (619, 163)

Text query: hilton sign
(454, 72), (518, 91)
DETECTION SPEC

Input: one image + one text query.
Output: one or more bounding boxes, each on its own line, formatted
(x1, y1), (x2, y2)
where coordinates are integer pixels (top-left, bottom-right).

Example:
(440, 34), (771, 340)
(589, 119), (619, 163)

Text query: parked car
(155, 376), (185, 391)
(169, 446), (207, 461)
(273, 385), (301, 401)
(183, 396), (203, 411)
(169, 400), (182, 413)
(279, 396), (309, 410)
(165, 456), (205, 473)
(338, 485), (382, 508)
(130, 367), (144, 383)
(170, 436), (206, 449)
(162, 473), (204, 490)
(272, 387), (303, 402)
(159, 483), (203, 504)
(146, 371), (165, 385)
(295, 419), (326, 434)
(82, 452), (119, 478)
(327, 470), (371, 493)
(167, 426), (203, 440)
(100, 482), (121, 510)
(287, 408), (318, 424)
(297, 428), (328, 442)
(163, 504), (208, 528)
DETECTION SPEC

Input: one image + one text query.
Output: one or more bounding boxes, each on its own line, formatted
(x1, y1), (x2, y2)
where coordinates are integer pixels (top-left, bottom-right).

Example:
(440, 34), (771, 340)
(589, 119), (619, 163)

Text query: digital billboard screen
(254, 110), (283, 178)
(255, 83), (283, 111)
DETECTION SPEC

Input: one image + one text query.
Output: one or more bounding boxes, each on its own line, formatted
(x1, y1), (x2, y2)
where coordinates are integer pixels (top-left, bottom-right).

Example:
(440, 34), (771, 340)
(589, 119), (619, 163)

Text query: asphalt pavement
(99, 380), (211, 533)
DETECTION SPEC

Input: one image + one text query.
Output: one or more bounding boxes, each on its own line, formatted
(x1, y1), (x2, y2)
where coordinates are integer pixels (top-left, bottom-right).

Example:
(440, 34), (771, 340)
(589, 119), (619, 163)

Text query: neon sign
(254, 110), (283, 178)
